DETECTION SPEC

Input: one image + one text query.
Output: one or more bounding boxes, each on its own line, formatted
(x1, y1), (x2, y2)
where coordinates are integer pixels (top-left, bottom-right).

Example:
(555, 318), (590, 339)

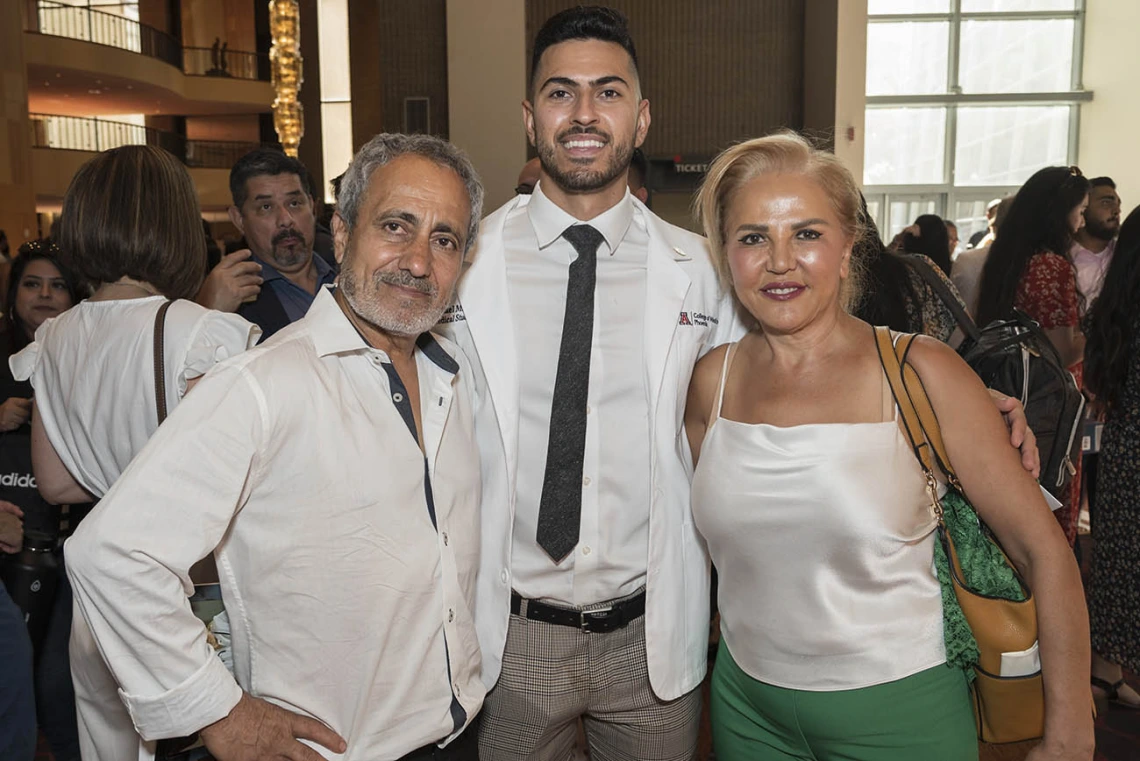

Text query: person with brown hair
(10, 144), (260, 761)
(686, 133), (1092, 761)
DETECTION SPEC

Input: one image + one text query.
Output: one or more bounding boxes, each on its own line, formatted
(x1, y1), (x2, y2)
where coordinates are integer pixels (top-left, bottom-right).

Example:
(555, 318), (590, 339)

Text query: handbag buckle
(926, 471), (943, 520)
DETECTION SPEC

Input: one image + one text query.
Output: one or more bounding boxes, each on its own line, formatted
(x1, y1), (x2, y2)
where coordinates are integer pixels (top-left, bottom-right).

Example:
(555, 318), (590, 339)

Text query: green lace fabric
(932, 489), (1028, 681)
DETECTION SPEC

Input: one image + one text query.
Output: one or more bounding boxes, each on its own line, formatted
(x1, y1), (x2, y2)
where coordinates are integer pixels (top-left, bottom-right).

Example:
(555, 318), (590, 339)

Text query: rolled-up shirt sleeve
(65, 360), (266, 740)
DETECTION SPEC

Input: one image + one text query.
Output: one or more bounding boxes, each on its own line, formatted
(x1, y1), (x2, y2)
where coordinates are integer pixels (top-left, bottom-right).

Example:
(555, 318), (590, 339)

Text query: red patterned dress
(1014, 251), (1081, 544)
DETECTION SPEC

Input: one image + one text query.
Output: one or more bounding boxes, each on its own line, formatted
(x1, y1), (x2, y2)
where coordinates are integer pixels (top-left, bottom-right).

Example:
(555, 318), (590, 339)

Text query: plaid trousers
(478, 593), (702, 761)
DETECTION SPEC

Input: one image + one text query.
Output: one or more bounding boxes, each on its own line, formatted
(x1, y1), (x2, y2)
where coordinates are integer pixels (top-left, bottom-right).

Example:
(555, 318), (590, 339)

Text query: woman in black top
(1083, 204), (1140, 710)
(0, 238), (85, 761)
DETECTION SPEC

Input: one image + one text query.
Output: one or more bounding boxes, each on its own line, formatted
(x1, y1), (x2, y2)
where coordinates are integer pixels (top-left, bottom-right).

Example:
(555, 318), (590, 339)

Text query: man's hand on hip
(196, 250), (264, 313)
(199, 692), (346, 761)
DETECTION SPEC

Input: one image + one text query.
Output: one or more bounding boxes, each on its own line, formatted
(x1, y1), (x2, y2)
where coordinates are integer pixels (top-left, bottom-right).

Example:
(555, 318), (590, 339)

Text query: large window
(864, 0), (1088, 245)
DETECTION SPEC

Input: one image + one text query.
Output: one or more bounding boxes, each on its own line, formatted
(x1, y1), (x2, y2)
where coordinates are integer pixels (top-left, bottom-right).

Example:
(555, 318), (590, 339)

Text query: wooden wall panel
(526, 0), (804, 158)
(348, 0), (449, 143)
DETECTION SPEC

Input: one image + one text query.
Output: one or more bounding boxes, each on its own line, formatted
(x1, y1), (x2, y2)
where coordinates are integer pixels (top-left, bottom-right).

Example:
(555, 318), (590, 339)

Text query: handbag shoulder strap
(154, 300), (174, 425)
(905, 254), (982, 342)
(872, 325), (959, 483)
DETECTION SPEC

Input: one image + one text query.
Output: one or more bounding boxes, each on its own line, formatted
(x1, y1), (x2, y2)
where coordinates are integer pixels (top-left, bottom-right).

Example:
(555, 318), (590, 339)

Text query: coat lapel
(457, 203), (521, 487)
(641, 209), (693, 420)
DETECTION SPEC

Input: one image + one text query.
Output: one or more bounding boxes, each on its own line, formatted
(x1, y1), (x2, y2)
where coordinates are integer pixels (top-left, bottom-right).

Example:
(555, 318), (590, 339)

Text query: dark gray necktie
(536, 224), (604, 562)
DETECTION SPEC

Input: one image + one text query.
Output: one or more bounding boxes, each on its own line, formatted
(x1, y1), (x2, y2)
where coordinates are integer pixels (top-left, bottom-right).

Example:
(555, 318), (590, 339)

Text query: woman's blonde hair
(694, 131), (865, 311)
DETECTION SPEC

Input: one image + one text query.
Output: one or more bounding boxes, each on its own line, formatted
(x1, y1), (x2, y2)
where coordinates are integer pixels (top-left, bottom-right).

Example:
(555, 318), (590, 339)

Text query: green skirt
(710, 643), (978, 761)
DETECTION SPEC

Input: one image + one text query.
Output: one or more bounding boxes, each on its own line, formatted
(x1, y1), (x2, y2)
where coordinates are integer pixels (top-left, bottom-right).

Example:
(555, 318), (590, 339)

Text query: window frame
(864, 0), (1089, 236)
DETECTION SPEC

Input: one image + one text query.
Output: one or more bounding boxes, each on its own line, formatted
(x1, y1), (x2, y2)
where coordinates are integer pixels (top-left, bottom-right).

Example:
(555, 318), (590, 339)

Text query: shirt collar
(1071, 237), (1116, 261)
(526, 181), (635, 255)
(308, 287), (458, 375)
(253, 251), (336, 285)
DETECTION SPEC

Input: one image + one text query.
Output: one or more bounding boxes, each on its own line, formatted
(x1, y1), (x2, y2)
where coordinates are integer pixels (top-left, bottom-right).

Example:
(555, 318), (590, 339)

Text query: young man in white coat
(437, 8), (741, 761)
(437, 6), (1039, 760)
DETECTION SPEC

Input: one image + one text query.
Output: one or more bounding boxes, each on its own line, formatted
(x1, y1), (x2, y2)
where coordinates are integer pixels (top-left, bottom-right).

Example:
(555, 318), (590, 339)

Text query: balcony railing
(35, 2), (182, 70)
(29, 114), (267, 170)
(183, 46), (269, 81)
(30, 2), (269, 82)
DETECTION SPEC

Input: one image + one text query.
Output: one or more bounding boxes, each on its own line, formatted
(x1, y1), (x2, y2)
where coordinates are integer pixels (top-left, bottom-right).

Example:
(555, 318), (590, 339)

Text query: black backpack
(907, 255), (1085, 499)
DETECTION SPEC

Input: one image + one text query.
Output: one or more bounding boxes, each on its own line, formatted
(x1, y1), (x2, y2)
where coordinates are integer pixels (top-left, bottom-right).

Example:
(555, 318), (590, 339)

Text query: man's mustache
(557, 126), (610, 143)
(273, 230), (305, 245)
(377, 270), (436, 295)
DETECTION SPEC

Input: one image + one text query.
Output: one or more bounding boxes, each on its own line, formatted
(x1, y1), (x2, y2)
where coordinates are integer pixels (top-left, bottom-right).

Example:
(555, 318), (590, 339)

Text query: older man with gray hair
(65, 133), (486, 761)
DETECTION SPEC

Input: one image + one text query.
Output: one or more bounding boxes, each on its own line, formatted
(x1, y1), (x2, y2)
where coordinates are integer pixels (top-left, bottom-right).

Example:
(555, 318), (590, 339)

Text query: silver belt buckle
(581, 604), (614, 632)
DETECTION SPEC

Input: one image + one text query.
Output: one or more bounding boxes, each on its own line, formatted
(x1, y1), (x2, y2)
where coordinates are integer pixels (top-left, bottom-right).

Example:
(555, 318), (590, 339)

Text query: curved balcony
(25, 3), (273, 116)
(29, 114), (268, 210)
(32, 2), (270, 81)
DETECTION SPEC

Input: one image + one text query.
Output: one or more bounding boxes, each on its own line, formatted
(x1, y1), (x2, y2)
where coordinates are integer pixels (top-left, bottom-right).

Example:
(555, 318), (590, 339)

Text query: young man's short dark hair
(530, 6), (639, 94)
(229, 148), (313, 209)
(1089, 176), (1116, 191)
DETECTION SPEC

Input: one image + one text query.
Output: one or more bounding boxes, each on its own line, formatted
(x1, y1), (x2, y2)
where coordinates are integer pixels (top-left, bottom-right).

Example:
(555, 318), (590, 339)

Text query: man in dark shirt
(197, 149), (337, 341)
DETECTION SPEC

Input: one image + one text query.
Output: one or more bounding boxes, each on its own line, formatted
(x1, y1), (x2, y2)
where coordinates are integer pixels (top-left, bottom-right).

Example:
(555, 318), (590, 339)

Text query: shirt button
(581, 546), (591, 556)
(586, 404), (592, 414)
(448, 608), (455, 623)
(371, 356), (382, 365)
(442, 532), (449, 546)
(583, 476), (591, 486)
(392, 392), (404, 403)
(500, 569), (509, 584)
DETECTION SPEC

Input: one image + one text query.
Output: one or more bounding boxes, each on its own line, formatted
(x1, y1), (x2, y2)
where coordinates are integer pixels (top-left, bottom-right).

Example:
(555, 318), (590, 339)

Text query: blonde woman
(685, 134), (1092, 760)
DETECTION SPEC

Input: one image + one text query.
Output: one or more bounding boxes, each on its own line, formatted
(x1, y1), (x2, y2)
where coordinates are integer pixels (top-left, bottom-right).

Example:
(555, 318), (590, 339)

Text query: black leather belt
(510, 590), (646, 634)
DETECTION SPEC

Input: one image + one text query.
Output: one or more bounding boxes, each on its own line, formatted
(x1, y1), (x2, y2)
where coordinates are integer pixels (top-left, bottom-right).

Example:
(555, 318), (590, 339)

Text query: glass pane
(869, 0), (950, 13)
(954, 106), (1070, 186)
(866, 199), (883, 233)
(953, 199), (999, 251)
(887, 198), (939, 242)
(864, 107), (947, 185)
(961, 0), (1076, 11)
(958, 19), (1075, 93)
(867, 22), (949, 95)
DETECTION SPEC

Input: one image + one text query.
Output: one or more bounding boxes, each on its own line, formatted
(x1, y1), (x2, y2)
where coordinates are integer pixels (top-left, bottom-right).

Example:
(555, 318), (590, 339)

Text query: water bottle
(1, 530), (59, 652)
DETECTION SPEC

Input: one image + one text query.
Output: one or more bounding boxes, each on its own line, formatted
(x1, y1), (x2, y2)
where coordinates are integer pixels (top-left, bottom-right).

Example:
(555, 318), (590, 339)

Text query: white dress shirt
(65, 288), (485, 761)
(505, 183), (651, 607)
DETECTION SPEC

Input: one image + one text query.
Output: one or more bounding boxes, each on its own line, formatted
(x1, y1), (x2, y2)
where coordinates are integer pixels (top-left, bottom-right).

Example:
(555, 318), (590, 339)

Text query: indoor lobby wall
(446, 0), (527, 213)
(1, 0), (36, 246)
(1079, 0), (1140, 206)
(182, 0), (257, 52)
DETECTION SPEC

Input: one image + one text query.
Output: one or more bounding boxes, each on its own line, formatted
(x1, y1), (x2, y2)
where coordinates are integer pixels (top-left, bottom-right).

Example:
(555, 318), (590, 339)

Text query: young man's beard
(537, 129), (635, 193)
(1085, 218), (1119, 242)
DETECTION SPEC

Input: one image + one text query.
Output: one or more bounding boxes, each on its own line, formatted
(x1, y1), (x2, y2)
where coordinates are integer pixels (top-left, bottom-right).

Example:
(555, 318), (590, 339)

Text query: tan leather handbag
(874, 326), (1045, 744)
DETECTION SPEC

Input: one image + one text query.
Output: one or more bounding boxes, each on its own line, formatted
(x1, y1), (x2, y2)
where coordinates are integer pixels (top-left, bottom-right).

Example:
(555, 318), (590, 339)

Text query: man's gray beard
(537, 138), (634, 193)
(339, 269), (448, 337)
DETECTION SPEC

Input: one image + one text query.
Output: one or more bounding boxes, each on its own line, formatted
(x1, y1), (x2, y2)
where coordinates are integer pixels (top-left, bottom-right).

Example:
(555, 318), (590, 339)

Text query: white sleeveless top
(691, 342), (946, 691)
